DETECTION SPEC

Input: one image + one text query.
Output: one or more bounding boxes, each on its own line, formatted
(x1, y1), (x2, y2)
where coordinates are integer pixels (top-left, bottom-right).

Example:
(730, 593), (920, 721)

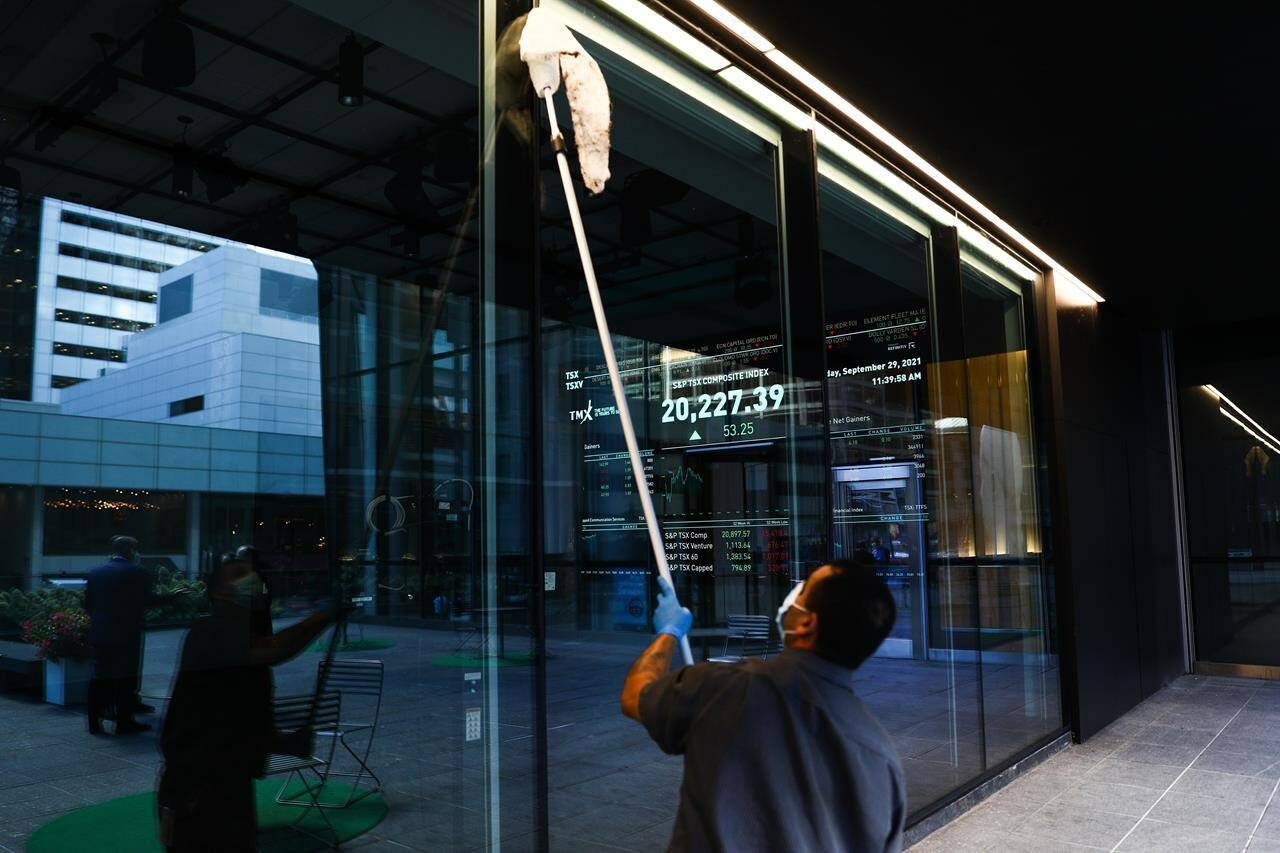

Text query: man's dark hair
(110, 534), (139, 557)
(805, 557), (896, 670)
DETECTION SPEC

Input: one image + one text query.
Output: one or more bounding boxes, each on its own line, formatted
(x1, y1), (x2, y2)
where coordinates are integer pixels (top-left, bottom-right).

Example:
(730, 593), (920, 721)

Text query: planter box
(44, 657), (91, 706)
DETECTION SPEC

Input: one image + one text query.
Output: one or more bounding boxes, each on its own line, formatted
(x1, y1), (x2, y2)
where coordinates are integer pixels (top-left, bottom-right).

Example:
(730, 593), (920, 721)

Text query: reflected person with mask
(621, 558), (906, 852)
(157, 553), (333, 852)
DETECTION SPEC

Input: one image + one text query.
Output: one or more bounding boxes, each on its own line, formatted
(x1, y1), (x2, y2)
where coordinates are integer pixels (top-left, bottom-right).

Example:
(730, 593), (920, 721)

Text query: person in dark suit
(84, 535), (185, 735)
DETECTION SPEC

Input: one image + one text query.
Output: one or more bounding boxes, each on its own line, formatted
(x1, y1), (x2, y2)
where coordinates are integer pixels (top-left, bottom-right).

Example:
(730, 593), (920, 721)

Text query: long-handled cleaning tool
(521, 9), (694, 666)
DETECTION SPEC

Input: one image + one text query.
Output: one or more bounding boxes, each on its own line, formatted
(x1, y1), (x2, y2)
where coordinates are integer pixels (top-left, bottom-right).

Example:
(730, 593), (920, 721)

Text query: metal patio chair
(452, 610), (486, 652)
(708, 614), (774, 662)
(310, 658), (384, 807)
(265, 691), (342, 847)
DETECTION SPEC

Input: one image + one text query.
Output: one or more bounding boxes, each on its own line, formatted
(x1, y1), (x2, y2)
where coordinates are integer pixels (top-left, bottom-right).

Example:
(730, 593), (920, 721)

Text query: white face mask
(775, 580), (810, 639)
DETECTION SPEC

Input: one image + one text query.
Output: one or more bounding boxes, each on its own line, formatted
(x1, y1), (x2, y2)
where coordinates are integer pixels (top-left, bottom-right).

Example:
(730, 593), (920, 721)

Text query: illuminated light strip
(1206, 384), (1280, 450)
(1054, 268), (1105, 305)
(817, 155), (930, 237)
(587, 0), (1104, 302)
(814, 124), (953, 226)
(716, 66), (811, 129)
(553, 0), (777, 141)
(758, 51), (1103, 302)
(959, 223), (1039, 283)
(593, 0), (730, 70)
(1219, 407), (1280, 456)
(688, 0), (774, 51)
(584, 4), (807, 132)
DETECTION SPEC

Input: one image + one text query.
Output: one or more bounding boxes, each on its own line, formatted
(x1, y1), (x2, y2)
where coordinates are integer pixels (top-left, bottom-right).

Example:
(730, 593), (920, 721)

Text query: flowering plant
(21, 610), (91, 662)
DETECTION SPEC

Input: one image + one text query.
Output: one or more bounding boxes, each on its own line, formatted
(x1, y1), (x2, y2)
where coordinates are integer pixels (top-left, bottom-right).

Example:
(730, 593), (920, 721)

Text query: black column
(779, 125), (829, 571)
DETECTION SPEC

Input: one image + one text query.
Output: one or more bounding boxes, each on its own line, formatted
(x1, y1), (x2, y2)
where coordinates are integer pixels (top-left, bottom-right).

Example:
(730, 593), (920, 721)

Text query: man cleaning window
(621, 559), (905, 852)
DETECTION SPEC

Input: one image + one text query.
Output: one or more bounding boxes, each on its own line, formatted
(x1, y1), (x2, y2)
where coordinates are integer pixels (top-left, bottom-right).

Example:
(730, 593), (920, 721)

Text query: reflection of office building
(1, 210), (322, 590)
(59, 244), (321, 436)
(33, 199), (226, 401)
(0, 398), (323, 589)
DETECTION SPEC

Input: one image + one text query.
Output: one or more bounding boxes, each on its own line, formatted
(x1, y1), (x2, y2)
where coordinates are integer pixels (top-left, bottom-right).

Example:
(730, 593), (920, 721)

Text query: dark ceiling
(0, 0), (482, 284)
(3, 1), (1276, 332)
(724, 1), (1280, 330)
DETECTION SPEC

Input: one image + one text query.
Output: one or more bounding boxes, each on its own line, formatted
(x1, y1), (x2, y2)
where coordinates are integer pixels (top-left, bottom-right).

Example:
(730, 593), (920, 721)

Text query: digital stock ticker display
(550, 298), (933, 634)
(568, 332), (792, 586)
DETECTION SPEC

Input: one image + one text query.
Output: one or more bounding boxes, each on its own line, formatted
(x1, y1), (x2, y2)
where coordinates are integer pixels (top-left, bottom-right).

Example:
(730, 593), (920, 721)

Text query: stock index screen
(547, 296), (935, 634)
(567, 331), (792, 588)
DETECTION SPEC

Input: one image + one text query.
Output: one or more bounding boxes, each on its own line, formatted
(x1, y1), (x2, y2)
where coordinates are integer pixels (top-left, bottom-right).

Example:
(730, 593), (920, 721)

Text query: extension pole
(541, 89), (693, 666)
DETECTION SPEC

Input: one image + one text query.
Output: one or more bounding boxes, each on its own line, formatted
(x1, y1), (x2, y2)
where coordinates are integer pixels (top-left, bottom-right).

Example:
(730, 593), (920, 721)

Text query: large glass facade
(1178, 323), (1280, 669)
(0, 0), (1064, 848)
(538, 6), (791, 845)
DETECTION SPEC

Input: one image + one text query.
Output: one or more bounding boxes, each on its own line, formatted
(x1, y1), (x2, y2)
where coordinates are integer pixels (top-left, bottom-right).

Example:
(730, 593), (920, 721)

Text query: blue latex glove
(654, 577), (692, 641)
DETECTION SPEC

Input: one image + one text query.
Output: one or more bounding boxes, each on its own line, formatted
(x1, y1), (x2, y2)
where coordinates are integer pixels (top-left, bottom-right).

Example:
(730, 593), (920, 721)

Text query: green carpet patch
(306, 637), (396, 653)
(27, 780), (386, 853)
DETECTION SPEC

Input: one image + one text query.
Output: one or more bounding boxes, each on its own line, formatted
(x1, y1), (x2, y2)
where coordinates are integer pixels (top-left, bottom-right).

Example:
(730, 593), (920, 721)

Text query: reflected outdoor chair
(452, 610), (486, 652)
(310, 658), (384, 807)
(708, 614), (774, 662)
(266, 691), (342, 846)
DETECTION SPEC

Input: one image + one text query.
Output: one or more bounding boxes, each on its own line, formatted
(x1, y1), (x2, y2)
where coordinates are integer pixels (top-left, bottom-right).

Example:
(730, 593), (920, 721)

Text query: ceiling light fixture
(338, 33), (364, 107)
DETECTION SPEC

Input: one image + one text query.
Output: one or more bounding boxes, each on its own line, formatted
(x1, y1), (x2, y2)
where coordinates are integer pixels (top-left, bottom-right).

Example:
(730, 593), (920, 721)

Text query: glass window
(0, 1), (535, 850)
(157, 275), (193, 323)
(0, 0), (1066, 846)
(43, 489), (187, 555)
(169, 395), (204, 417)
(1178, 325), (1280, 667)
(959, 243), (1060, 768)
(538, 4), (790, 848)
(259, 268), (317, 321)
(817, 155), (988, 812)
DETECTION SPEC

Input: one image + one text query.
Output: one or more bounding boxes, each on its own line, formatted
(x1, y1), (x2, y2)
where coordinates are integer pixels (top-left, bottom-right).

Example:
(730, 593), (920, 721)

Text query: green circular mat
(307, 638), (396, 652)
(431, 652), (536, 668)
(28, 780), (386, 853)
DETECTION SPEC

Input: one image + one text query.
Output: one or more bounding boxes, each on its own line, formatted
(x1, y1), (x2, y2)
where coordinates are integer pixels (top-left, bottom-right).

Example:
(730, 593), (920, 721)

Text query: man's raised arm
(620, 577), (690, 720)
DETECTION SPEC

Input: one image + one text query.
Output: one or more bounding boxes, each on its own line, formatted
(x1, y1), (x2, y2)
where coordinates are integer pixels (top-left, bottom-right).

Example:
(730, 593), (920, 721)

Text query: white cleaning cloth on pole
(518, 7), (611, 194)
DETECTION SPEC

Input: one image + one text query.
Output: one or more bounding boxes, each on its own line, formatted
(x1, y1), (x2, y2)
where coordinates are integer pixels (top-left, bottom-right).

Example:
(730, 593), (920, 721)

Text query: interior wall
(1050, 297), (1185, 739)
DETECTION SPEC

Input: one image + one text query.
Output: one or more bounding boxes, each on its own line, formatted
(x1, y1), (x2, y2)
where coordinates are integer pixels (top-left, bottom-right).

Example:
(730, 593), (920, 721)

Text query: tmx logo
(569, 399), (619, 423)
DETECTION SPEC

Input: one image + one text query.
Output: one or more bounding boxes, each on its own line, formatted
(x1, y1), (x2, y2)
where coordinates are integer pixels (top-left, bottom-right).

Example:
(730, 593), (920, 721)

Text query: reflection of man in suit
(85, 535), (184, 735)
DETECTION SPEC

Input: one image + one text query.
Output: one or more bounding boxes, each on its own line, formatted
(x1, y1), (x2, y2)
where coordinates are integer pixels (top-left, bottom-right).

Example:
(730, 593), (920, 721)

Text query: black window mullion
(778, 124), (830, 572)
